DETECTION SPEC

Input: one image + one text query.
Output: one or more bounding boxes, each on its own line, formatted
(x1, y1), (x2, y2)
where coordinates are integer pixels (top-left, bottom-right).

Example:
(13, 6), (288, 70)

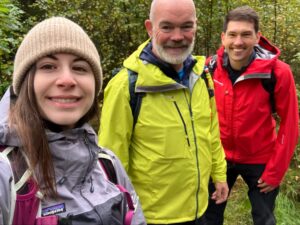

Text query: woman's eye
(39, 64), (56, 70)
(73, 66), (88, 73)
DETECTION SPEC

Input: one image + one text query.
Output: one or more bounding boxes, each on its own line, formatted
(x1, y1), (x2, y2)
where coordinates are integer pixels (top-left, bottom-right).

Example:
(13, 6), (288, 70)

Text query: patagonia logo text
(42, 203), (66, 216)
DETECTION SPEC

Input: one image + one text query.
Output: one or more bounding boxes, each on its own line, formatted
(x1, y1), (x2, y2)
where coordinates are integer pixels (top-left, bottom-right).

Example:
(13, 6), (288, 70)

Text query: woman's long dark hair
(9, 66), (99, 197)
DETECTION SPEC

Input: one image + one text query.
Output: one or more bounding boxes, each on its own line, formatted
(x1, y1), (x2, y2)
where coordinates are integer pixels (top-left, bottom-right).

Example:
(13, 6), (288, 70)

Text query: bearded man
(99, 0), (228, 224)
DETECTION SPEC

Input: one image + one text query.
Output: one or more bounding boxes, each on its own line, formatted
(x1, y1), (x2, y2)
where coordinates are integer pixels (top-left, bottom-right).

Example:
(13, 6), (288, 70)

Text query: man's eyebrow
(159, 21), (194, 26)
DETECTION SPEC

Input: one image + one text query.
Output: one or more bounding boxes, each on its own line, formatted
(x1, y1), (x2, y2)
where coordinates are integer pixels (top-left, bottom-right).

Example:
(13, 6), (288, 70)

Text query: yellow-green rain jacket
(99, 41), (226, 224)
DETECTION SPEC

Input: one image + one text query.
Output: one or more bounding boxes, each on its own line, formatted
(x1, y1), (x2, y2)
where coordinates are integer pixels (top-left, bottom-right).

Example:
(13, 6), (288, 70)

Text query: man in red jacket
(204, 6), (299, 225)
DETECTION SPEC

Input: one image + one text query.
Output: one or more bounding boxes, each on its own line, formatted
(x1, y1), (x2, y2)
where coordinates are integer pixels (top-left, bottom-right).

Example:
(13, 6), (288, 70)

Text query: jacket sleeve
(98, 70), (134, 171)
(207, 74), (227, 183)
(0, 154), (13, 225)
(110, 151), (146, 225)
(261, 61), (299, 186)
(0, 87), (11, 124)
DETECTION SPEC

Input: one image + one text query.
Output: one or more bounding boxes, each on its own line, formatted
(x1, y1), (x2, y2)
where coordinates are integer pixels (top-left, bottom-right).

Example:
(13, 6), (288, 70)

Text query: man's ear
(221, 32), (225, 45)
(145, 19), (153, 38)
(256, 31), (261, 44)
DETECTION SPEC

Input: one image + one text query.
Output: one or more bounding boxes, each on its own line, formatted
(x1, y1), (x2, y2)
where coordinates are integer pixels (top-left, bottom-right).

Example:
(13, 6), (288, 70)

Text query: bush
(0, 0), (24, 96)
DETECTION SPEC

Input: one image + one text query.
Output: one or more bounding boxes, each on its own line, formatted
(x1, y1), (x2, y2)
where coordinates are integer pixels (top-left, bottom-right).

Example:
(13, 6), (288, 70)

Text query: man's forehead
(226, 21), (256, 32)
(151, 0), (196, 21)
(158, 19), (195, 25)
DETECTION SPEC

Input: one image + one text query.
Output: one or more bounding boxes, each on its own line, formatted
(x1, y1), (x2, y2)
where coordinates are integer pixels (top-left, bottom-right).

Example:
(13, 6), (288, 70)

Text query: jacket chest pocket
(134, 93), (190, 160)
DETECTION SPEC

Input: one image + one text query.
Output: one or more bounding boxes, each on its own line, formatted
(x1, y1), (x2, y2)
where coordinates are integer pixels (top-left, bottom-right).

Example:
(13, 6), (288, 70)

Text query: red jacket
(212, 36), (299, 186)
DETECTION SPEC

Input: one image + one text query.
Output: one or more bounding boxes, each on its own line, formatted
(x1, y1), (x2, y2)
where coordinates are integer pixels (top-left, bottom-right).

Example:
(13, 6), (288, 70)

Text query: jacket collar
(123, 40), (206, 90)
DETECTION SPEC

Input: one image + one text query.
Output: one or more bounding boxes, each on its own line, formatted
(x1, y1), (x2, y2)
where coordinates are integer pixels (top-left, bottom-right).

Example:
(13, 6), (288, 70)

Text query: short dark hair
(223, 6), (259, 33)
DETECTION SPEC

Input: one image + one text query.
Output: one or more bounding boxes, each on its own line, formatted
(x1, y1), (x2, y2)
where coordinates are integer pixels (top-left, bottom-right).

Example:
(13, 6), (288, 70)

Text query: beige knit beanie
(13, 17), (102, 95)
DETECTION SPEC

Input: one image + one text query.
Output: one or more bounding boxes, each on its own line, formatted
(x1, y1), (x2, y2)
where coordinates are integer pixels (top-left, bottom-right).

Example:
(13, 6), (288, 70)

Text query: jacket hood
(254, 36), (280, 59)
(255, 35), (280, 59)
(0, 88), (11, 125)
(123, 40), (206, 89)
(0, 88), (19, 147)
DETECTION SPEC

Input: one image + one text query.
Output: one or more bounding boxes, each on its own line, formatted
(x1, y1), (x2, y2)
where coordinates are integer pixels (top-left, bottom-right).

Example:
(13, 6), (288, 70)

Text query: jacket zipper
(82, 132), (95, 183)
(173, 101), (191, 147)
(183, 90), (201, 220)
(81, 132), (103, 223)
(229, 82), (236, 161)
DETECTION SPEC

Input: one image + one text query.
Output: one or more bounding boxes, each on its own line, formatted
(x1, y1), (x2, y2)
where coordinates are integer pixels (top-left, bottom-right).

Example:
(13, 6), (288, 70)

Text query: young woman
(0, 17), (145, 225)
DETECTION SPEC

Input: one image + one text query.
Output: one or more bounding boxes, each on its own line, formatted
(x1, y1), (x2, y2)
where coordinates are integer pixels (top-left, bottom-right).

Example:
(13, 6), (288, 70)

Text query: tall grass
(275, 193), (300, 225)
(224, 177), (252, 225)
(224, 175), (300, 225)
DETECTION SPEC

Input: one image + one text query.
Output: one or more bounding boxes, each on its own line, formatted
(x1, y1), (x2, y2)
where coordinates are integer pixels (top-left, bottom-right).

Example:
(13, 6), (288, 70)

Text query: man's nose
(233, 35), (243, 45)
(170, 28), (184, 41)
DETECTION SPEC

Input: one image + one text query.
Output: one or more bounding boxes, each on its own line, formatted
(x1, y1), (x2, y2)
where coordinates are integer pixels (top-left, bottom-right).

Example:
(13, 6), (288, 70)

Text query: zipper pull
(83, 132), (88, 145)
(186, 135), (191, 147)
(58, 176), (67, 185)
(89, 177), (94, 193)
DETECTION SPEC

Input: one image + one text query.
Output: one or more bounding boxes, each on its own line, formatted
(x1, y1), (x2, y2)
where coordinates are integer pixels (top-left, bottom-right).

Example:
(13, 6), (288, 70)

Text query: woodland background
(0, 0), (299, 224)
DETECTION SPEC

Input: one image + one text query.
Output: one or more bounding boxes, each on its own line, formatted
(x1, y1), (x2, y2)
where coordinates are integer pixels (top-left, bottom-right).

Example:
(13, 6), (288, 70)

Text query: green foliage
(0, 0), (299, 223)
(1, 0), (298, 94)
(224, 178), (252, 225)
(0, 0), (24, 96)
(275, 193), (300, 225)
(27, 0), (150, 89)
(193, 0), (300, 64)
(291, 53), (300, 84)
(280, 168), (300, 202)
(291, 84), (300, 172)
(225, 177), (300, 225)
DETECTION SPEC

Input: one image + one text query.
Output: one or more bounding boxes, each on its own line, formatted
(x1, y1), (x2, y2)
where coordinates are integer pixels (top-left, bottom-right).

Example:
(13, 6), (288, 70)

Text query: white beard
(153, 38), (195, 65)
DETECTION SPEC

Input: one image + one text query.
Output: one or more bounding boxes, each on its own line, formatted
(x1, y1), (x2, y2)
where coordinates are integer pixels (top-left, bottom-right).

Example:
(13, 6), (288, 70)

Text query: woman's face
(34, 53), (95, 129)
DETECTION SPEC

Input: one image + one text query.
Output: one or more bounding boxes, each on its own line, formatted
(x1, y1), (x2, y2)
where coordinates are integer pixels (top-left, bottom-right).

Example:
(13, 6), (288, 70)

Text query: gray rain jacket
(0, 88), (146, 225)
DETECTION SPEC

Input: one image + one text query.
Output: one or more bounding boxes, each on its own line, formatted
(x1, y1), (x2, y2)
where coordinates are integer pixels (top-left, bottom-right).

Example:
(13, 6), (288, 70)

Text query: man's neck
(173, 64), (184, 72)
(226, 50), (256, 71)
(229, 61), (245, 71)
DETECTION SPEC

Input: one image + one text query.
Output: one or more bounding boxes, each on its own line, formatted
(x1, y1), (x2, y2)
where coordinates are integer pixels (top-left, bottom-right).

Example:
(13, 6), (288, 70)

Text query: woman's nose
(56, 68), (76, 87)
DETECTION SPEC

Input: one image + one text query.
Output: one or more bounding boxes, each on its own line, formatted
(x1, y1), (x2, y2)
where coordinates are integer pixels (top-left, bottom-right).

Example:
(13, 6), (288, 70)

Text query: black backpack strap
(202, 67), (214, 98)
(97, 152), (135, 225)
(0, 146), (32, 193)
(207, 54), (218, 76)
(261, 70), (277, 113)
(206, 54), (277, 113)
(111, 68), (145, 128)
(128, 69), (145, 128)
(98, 152), (118, 184)
(203, 55), (217, 99)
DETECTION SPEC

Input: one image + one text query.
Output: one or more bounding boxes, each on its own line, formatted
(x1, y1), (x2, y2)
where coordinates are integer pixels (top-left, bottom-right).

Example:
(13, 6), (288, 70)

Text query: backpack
(0, 146), (134, 225)
(207, 55), (277, 113)
(116, 67), (214, 128)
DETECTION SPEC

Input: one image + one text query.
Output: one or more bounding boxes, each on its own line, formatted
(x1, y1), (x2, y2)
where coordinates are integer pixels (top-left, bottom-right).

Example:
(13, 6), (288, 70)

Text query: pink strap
(35, 215), (58, 225)
(116, 185), (135, 225)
